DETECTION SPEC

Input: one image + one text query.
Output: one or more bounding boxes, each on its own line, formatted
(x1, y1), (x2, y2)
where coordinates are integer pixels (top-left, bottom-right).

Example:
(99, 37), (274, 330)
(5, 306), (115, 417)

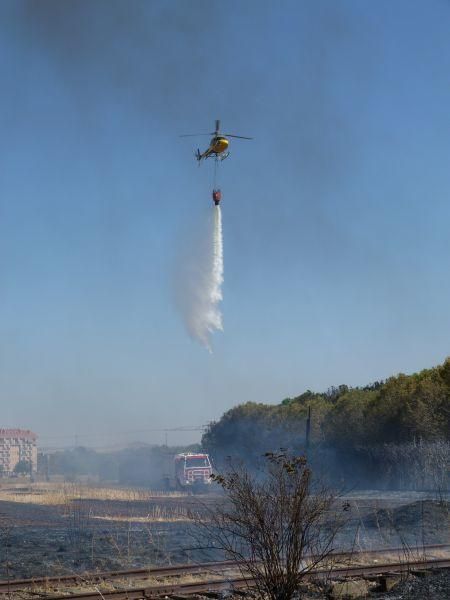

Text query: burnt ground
(361, 500), (450, 546)
(333, 491), (450, 552)
(0, 498), (201, 578)
(0, 491), (449, 591)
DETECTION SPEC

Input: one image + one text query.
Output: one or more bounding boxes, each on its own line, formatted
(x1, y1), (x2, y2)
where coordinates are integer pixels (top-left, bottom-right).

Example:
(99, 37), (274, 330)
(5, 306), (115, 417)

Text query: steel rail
(0, 560), (238, 594)
(39, 557), (450, 600)
(0, 544), (449, 595)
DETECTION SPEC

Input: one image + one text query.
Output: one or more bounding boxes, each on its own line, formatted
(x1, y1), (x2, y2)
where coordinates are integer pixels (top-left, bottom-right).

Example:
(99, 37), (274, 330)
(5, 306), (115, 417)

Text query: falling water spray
(210, 204), (224, 317)
(177, 205), (224, 351)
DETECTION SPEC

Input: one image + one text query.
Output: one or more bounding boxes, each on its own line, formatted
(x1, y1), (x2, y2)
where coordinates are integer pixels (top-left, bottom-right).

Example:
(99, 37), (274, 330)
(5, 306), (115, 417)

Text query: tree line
(202, 358), (450, 489)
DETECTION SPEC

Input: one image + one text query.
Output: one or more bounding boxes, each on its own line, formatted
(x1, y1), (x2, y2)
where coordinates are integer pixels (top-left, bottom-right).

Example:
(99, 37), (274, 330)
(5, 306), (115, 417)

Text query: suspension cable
(213, 156), (218, 190)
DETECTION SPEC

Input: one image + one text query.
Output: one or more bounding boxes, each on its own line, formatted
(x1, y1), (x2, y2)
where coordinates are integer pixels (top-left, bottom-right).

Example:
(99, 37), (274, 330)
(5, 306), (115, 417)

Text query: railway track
(0, 560), (238, 594)
(33, 557), (450, 600)
(0, 544), (449, 597)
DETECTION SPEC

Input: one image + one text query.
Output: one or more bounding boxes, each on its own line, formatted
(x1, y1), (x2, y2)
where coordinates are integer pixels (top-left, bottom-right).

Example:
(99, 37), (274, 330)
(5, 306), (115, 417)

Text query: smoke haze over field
(0, 1), (450, 445)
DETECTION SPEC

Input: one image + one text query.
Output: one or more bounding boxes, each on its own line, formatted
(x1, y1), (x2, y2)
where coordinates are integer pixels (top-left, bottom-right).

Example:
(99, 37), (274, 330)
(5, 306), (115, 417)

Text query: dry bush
(190, 452), (348, 600)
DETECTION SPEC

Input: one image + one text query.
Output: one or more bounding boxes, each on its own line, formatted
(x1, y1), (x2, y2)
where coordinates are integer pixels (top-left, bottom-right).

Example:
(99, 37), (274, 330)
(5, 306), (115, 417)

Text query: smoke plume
(177, 206), (224, 351)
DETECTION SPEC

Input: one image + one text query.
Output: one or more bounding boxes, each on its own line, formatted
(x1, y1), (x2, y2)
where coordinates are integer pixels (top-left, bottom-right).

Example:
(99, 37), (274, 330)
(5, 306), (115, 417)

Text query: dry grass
(91, 506), (190, 523)
(0, 482), (187, 506)
(0, 482), (195, 523)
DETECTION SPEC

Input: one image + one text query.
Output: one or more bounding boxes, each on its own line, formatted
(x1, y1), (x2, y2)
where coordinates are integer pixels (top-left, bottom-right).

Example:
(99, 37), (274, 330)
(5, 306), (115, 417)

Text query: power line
(38, 424), (207, 442)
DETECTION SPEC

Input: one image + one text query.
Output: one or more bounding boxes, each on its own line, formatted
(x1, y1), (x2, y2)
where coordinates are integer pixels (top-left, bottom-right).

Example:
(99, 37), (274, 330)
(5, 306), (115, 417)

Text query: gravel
(375, 571), (450, 599)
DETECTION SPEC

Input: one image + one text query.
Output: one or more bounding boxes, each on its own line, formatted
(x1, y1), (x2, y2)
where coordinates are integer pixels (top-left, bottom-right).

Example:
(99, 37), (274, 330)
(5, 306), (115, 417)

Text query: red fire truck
(174, 453), (213, 490)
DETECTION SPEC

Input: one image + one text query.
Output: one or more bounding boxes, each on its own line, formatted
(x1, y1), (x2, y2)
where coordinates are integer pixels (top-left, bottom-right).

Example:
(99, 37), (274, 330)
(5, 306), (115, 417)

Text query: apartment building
(0, 429), (38, 476)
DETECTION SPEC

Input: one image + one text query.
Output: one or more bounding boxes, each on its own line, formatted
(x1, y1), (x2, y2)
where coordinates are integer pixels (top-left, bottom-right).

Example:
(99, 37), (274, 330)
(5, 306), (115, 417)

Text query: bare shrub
(190, 452), (347, 600)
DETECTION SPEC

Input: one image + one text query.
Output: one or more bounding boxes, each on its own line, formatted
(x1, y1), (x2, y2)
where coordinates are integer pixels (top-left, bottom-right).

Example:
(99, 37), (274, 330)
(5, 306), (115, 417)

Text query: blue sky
(0, 0), (449, 447)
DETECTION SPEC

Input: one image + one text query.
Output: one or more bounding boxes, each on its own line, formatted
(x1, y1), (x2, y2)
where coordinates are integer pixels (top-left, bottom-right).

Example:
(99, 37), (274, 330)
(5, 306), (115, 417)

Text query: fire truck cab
(174, 453), (213, 489)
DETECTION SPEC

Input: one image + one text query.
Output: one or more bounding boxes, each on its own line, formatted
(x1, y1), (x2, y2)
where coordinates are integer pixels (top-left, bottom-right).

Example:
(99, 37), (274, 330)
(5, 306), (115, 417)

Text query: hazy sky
(1, 0), (449, 448)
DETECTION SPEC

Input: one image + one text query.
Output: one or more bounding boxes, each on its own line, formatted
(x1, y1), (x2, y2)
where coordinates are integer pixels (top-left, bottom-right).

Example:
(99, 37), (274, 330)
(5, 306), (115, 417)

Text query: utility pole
(45, 453), (50, 482)
(305, 405), (311, 456)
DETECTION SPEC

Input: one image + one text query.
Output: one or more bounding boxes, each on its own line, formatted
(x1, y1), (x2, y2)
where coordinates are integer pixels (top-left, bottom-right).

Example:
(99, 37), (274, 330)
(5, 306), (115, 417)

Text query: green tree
(324, 388), (378, 448)
(14, 460), (32, 475)
(366, 368), (448, 444)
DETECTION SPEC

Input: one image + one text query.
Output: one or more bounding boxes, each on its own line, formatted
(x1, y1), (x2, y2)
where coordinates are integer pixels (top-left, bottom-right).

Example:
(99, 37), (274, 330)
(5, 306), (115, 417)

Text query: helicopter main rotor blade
(215, 119), (220, 134)
(179, 133), (211, 137)
(224, 134), (253, 140)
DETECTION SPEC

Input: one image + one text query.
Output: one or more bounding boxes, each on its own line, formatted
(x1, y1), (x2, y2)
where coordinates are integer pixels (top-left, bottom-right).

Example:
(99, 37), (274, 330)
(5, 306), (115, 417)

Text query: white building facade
(0, 429), (38, 476)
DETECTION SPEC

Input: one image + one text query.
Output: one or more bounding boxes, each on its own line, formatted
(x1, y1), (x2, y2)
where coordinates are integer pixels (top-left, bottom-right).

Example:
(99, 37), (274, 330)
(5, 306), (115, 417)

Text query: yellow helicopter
(180, 120), (252, 163)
